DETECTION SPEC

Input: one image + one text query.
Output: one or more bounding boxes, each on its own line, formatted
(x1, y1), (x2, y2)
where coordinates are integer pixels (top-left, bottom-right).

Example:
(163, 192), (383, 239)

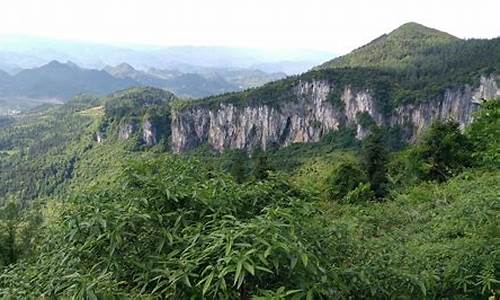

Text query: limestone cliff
(115, 118), (161, 146)
(171, 75), (499, 153)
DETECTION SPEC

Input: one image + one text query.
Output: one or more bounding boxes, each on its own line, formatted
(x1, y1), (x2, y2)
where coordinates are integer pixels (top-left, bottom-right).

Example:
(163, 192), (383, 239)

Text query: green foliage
(104, 87), (175, 120)
(230, 150), (248, 183)
(326, 161), (367, 201)
(324, 170), (500, 298)
(414, 120), (472, 181)
(356, 111), (375, 129)
(0, 77), (499, 299)
(362, 127), (389, 198)
(343, 182), (374, 204)
(0, 199), (42, 267)
(0, 96), (101, 201)
(252, 149), (270, 181)
(0, 157), (338, 298)
(467, 99), (500, 168)
(326, 88), (345, 111)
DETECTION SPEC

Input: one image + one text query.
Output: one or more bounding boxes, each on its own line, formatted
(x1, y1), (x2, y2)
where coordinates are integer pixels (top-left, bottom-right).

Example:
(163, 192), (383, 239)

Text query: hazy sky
(1, 0), (499, 54)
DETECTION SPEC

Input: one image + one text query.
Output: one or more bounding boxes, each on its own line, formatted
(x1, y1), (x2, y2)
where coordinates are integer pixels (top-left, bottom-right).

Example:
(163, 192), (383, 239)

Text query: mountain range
(0, 60), (286, 114)
(0, 35), (333, 74)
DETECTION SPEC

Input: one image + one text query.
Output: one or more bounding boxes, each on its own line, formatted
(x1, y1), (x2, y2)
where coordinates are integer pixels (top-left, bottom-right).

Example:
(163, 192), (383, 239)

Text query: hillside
(0, 86), (498, 298)
(170, 23), (500, 153)
(0, 23), (499, 299)
(317, 22), (459, 69)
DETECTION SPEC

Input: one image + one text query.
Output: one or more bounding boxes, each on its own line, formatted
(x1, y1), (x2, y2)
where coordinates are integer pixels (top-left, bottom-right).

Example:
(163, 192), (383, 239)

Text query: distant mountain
(0, 69), (10, 84)
(104, 63), (168, 87)
(7, 61), (140, 99)
(317, 22), (459, 70)
(0, 35), (335, 75)
(103, 63), (286, 98)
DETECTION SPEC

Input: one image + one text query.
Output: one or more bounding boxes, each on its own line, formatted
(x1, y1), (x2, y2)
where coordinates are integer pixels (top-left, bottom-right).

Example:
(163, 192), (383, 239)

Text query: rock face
(118, 123), (135, 140)
(117, 119), (160, 145)
(142, 120), (157, 146)
(171, 75), (499, 153)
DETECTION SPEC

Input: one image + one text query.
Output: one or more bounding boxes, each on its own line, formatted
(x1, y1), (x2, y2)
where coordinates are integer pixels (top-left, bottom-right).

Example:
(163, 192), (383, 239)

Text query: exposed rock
(171, 75), (499, 153)
(96, 131), (104, 143)
(118, 123), (135, 140)
(142, 119), (157, 146)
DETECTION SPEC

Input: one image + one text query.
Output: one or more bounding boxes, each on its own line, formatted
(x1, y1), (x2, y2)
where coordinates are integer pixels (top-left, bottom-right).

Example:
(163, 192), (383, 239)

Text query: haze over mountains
(0, 35), (333, 74)
(0, 35), (332, 114)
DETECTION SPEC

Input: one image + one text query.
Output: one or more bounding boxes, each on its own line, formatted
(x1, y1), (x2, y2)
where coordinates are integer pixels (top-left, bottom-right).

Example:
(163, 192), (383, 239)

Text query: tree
(362, 126), (389, 199)
(230, 150), (248, 183)
(415, 120), (472, 181)
(252, 149), (270, 181)
(327, 161), (367, 201)
(0, 200), (20, 265)
(466, 99), (500, 168)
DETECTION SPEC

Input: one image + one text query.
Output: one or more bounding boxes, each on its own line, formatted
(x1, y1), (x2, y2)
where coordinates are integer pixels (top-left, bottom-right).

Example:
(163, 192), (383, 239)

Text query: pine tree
(362, 126), (388, 199)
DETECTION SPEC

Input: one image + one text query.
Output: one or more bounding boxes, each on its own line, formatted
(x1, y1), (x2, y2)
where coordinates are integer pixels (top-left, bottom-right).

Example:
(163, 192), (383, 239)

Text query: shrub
(327, 161), (366, 201)
(415, 120), (472, 181)
(467, 99), (500, 168)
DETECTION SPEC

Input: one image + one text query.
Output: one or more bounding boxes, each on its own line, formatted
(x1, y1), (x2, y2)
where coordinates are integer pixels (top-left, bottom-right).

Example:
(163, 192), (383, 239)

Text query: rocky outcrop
(95, 131), (104, 143)
(171, 75), (499, 153)
(142, 120), (157, 146)
(116, 119), (160, 145)
(118, 123), (135, 140)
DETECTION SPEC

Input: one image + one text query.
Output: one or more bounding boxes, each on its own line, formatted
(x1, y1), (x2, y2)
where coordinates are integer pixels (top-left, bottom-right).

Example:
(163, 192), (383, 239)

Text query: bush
(327, 161), (366, 201)
(344, 183), (374, 203)
(0, 157), (339, 299)
(467, 99), (500, 168)
(415, 120), (472, 181)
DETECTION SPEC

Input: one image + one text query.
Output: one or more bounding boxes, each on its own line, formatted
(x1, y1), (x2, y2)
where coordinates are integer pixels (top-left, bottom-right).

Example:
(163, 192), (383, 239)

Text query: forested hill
(170, 23), (499, 153)
(317, 22), (460, 70)
(0, 23), (499, 299)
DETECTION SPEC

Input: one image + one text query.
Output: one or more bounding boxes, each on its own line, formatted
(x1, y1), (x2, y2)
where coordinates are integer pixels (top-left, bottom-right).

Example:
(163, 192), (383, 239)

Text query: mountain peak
(104, 63), (139, 77)
(115, 63), (136, 72)
(387, 22), (458, 41)
(317, 22), (460, 70)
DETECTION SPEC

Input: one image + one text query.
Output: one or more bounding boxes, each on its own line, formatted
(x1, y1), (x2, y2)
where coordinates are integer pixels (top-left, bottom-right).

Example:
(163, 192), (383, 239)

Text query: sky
(1, 0), (499, 54)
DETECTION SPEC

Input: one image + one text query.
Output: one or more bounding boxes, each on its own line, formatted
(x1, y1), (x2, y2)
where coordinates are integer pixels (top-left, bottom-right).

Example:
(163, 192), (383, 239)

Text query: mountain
(9, 61), (140, 99)
(103, 63), (286, 98)
(317, 22), (459, 70)
(0, 69), (10, 82)
(169, 23), (500, 152)
(104, 63), (168, 87)
(1, 22), (499, 299)
(0, 35), (334, 74)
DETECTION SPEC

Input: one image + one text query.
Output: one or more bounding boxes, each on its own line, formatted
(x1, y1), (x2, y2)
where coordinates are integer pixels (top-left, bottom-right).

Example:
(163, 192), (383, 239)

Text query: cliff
(171, 75), (499, 153)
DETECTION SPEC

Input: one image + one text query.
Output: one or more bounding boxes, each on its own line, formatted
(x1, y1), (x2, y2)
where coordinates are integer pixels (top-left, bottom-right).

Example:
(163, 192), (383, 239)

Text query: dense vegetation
(178, 23), (499, 115)
(0, 85), (498, 297)
(0, 23), (499, 299)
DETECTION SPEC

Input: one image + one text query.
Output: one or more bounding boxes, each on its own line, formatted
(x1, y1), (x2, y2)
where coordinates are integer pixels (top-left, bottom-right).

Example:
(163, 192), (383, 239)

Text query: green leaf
(234, 261), (243, 286)
(202, 272), (214, 295)
(243, 262), (255, 276)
